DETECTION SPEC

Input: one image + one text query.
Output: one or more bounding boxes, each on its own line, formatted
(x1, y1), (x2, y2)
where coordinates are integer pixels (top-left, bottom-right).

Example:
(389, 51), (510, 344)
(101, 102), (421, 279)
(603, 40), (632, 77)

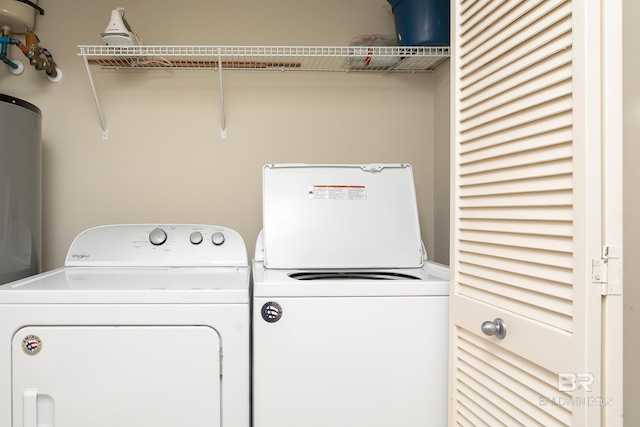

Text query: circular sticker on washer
(261, 301), (283, 323)
(22, 335), (42, 355)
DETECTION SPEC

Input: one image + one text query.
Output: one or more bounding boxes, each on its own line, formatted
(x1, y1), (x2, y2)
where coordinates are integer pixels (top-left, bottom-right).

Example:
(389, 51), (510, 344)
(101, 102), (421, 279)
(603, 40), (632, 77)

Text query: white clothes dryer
(0, 224), (250, 427)
(252, 164), (450, 427)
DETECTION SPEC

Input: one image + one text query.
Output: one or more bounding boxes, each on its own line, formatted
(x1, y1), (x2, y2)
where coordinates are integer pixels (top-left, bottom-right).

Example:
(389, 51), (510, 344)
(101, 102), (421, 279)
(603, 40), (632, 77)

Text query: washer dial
(211, 232), (225, 246)
(149, 227), (168, 246)
(190, 231), (204, 245)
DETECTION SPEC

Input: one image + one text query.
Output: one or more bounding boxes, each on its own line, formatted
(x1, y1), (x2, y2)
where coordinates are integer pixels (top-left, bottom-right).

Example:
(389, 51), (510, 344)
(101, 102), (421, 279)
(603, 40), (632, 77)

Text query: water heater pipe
(0, 31), (61, 82)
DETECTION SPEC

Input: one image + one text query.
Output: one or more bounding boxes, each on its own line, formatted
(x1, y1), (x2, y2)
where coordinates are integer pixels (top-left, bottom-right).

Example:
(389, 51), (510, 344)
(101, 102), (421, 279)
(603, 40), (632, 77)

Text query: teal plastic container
(387, 0), (450, 46)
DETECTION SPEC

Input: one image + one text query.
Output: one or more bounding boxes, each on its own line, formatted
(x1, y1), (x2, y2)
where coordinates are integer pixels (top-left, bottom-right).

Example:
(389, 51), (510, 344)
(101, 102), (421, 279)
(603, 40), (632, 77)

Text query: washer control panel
(65, 224), (247, 267)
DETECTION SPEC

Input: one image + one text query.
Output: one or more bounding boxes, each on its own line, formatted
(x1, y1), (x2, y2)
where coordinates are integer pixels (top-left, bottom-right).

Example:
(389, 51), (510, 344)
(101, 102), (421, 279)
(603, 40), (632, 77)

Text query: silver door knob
(481, 318), (507, 339)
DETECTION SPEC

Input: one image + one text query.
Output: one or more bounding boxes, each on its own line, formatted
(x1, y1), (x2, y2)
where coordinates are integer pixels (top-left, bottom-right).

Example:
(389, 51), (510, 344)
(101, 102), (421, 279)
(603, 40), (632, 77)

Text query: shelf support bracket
(217, 47), (226, 139)
(82, 54), (108, 140)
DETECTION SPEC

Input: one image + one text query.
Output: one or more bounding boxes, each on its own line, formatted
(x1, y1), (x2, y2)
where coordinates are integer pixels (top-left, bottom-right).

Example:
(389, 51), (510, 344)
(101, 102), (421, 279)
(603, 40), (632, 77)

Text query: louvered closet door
(450, 1), (604, 425)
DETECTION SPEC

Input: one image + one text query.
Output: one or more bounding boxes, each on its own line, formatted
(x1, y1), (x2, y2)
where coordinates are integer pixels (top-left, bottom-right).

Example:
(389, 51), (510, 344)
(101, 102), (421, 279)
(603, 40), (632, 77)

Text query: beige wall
(623, 0), (640, 424)
(0, 0), (449, 269)
(433, 58), (450, 265)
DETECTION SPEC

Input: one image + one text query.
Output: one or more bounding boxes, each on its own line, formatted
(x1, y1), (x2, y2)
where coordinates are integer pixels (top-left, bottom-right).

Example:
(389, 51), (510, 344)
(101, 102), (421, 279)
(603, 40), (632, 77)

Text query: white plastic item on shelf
(348, 35), (400, 70)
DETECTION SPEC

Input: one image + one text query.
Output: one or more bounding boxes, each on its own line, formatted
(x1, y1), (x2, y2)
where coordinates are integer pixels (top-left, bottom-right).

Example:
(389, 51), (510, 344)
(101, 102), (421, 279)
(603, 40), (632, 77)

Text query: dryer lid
(262, 163), (424, 269)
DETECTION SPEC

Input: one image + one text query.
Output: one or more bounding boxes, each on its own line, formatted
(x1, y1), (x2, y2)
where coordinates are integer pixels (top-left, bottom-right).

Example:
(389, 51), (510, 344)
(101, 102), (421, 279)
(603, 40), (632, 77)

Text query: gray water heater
(0, 93), (41, 285)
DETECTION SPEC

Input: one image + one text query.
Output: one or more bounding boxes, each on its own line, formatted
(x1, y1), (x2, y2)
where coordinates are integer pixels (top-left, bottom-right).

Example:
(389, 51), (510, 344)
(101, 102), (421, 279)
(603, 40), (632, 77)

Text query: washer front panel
(252, 294), (449, 427)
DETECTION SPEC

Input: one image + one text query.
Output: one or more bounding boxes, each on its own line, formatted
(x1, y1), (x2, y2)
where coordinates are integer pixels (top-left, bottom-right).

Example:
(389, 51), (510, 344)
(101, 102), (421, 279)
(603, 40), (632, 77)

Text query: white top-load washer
(252, 164), (450, 427)
(0, 224), (250, 427)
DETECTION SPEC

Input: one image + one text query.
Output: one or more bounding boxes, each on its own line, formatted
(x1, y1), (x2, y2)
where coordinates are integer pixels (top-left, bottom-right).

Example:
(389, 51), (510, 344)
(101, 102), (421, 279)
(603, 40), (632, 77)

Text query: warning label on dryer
(307, 185), (367, 200)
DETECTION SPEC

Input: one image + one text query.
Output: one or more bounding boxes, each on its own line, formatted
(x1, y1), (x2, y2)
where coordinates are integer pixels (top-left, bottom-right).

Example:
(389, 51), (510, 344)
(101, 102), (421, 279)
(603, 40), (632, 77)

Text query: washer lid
(262, 164), (424, 269)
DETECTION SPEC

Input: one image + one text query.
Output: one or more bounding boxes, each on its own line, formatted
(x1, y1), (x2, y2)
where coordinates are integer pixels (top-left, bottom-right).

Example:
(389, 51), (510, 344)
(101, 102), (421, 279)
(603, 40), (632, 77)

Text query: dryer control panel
(65, 224), (248, 267)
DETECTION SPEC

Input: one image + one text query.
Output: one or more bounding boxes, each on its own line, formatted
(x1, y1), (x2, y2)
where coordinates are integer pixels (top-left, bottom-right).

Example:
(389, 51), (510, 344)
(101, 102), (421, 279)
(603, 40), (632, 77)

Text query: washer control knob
(211, 231), (225, 246)
(149, 227), (168, 246)
(190, 231), (203, 245)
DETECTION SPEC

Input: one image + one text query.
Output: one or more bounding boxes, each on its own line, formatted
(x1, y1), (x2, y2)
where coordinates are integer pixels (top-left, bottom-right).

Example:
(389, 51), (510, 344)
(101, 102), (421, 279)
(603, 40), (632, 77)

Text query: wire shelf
(78, 44), (450, 139)
(78, 45), (450, 72)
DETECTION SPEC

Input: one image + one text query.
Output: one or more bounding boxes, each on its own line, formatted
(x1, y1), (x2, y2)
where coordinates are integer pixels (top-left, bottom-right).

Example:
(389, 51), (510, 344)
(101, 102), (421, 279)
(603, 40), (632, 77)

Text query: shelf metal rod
(218, 47), (226, 139)
(82, 54), (108, 139)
